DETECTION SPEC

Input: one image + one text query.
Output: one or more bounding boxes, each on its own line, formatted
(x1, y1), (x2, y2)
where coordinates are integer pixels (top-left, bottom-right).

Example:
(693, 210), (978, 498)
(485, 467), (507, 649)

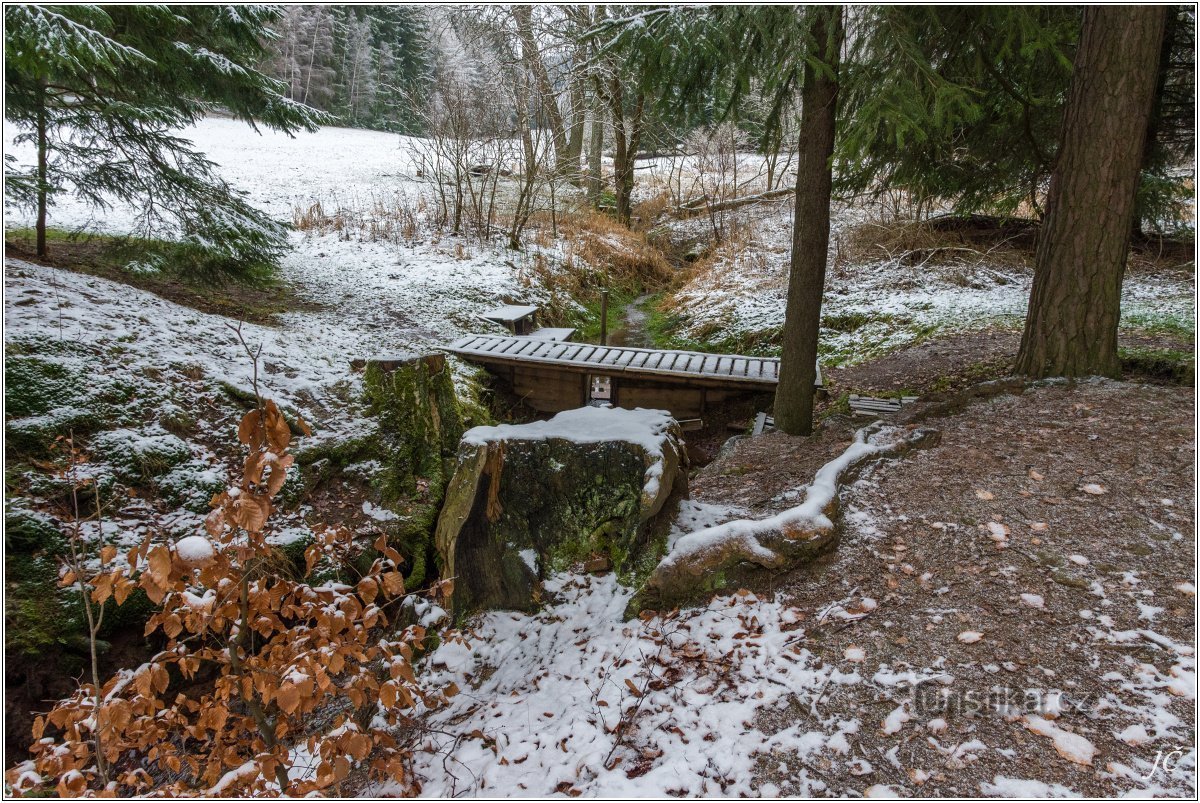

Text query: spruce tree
(1015, 6), (1168, 378)
(773, 6), (843, 436)
(4, 5), (326, 279)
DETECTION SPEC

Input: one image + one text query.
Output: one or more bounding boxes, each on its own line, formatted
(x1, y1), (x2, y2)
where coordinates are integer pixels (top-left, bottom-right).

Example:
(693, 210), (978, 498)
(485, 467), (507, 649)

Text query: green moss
(361, 356), (468, 590)
(363, 356), (465, 503)
(389, 502), (441, 588)
(1120, 346), (1195, 385)
(294, 434), (377, 468)
(4, 551), (87, 660)
(4, 505), (66, 556)
(158, 461), (226, 513)
(90, 428), (191, 483)
(4, 350), (141, 455)
(276, 534), (315, 575)
(24, 467), (122, 512)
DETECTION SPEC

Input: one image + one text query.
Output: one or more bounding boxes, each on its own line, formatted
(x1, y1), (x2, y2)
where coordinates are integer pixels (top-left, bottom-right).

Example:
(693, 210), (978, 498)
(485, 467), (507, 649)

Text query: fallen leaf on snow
(1023, 714), (1095, 765)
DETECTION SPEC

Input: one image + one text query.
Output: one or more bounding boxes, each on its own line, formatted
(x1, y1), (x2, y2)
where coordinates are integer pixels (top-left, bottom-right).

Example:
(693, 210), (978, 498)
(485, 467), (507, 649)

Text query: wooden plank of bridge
(446, 335), (810, 393)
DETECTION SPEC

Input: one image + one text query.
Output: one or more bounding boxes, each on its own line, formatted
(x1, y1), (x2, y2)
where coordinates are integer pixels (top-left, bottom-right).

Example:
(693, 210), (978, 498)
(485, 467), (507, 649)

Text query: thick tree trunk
(606, 76), (644, 227)
(513, 6), (570, 177)
(1015, 6), (1166, 379)
(564, 78), (586, 183)
(587, 102), (604, 205)
(773, 6), (844, 436)
(35, 76), (48, 258)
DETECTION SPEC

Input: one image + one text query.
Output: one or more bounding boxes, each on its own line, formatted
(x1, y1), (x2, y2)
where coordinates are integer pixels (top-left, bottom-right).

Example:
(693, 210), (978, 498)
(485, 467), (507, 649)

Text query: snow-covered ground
(5, 117), (1195, 797)
(402, 573), (870, 797)
(4, 119), (566, 409)
(662, 202), (1195, 365)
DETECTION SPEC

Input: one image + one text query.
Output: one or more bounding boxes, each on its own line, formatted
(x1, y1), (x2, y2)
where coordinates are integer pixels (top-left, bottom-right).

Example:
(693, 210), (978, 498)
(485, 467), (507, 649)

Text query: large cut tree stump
(358, 353), (466, 587)
(434, 407), (688, 613)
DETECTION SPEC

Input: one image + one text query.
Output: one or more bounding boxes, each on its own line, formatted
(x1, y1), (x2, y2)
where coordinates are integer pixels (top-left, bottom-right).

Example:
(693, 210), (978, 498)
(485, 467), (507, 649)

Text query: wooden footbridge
(448, 334), (821, 420)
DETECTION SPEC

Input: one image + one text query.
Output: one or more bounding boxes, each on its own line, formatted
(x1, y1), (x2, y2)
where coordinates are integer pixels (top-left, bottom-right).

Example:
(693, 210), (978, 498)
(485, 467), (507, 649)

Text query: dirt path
(692, 378), (1195, 795)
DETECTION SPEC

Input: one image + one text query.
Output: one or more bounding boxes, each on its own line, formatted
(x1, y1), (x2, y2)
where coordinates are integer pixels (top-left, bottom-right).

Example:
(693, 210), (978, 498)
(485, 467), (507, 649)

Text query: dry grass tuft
(292, 194), (424, 243)
(835, 217), (1036, 274)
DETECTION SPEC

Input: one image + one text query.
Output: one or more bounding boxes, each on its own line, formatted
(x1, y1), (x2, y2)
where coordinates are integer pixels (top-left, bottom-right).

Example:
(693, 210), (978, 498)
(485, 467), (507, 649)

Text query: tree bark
(35, 75), (48, 258)
(513, 6), (570, 177)
(564, 77), (586, 182)
(606, 78), (644, 227)
(587, 101), (604, 205)
(773, 6), (844, 436)
(1015, 6), (1166, 379)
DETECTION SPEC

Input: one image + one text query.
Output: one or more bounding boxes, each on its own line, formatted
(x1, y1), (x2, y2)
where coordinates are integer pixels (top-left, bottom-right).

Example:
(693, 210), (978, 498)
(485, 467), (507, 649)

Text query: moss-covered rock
(90, 428), (191, 483)
(434, 407), (688, 615)
(4, 351), (140, 454)
(5, 551), (87, 659)
(4, 504), (66, 556)
(158, 461), (227, 513)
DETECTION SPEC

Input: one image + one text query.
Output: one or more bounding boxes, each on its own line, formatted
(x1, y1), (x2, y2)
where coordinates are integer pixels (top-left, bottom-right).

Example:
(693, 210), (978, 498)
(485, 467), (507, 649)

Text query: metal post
(599, 289), (609, 346)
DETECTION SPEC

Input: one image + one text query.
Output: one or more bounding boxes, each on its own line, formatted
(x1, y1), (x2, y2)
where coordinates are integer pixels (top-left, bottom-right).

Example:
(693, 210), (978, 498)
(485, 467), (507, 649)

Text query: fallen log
(675, 186), (795, 216)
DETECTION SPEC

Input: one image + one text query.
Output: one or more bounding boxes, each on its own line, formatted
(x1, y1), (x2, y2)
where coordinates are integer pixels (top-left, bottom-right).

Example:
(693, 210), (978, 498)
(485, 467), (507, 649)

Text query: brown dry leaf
(357, 577), (379, 604)
(152, 664), (169, 693)
(276, 683), (301, 715)
(264, 401), (292, 451)
(244, 451), (266, 485)
(624, 678), (643, 697)
(444, 682), (460, 699)
(296, 416), (313, 437)
(99, 544), (118, 564)
(231, 496), (269, 533)
(381, 571), (405, 598)
(142, 576), (166, 605)
(1028, 469), (1045, 481)
(92, 573), (115, 605)
(238, 409), (262, 446)
(205, 507), (226, 538)
(113, 576), (134, 606)
(266, 459), (289, 497)
(147, 545), (172, 587)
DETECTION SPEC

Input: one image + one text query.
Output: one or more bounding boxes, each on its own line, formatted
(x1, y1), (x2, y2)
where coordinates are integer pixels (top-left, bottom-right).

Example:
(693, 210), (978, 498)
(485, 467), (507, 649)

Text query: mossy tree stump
(434, 407), (689, 614)
(360, 353), (466, 587)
